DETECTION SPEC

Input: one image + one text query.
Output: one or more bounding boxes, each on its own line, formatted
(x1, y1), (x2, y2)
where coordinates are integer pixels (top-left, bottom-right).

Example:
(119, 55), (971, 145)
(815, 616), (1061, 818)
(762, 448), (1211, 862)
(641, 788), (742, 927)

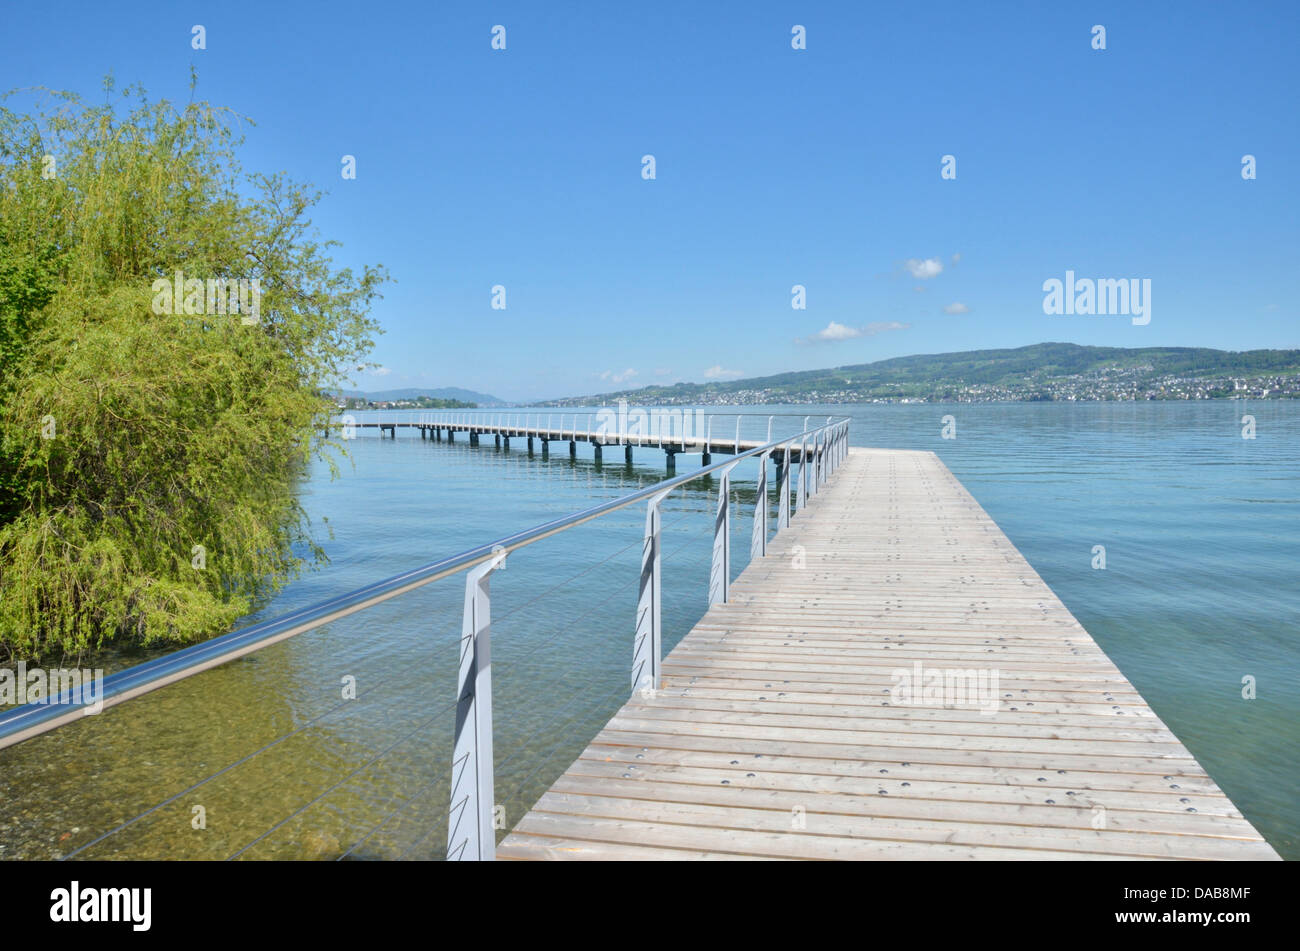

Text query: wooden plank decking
(499, 448), (1280, 860)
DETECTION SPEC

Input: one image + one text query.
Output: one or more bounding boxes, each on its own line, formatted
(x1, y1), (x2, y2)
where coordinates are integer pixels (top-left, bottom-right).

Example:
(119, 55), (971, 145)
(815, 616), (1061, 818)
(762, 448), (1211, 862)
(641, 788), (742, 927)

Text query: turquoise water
(0, 402), (1295, 859)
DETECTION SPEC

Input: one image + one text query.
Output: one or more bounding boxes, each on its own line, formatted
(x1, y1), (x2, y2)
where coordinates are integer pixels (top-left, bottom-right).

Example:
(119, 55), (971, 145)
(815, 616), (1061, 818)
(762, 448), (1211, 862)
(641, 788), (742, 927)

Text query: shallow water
(1, 401), (1295, 860)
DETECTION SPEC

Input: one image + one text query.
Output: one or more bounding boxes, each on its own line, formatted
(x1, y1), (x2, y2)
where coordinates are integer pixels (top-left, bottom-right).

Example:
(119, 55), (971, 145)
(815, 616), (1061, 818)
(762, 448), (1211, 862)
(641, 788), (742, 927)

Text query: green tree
(0, 80), (386, 661)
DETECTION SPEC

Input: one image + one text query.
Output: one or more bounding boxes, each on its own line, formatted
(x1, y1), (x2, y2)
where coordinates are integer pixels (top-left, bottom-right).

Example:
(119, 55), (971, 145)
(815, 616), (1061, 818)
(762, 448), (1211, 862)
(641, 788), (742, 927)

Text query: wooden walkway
(500, 448), (1279, 860)
(330, 417), (810, 461)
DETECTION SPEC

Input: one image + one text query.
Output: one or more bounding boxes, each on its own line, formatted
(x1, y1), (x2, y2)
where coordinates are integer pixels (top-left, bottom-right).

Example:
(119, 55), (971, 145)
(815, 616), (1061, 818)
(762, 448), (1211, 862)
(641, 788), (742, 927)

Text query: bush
(0, 80), (386, 661)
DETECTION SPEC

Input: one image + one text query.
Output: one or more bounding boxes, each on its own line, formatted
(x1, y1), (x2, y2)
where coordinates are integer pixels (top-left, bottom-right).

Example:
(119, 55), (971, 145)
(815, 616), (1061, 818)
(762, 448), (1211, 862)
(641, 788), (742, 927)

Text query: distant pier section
(325, 411), (820, 471)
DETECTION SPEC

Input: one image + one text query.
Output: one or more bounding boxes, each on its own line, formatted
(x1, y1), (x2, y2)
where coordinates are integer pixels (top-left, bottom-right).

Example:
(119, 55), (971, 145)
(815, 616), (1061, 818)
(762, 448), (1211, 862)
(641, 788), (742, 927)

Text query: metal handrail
(336, 408), (842, 429)
(0, 413), (851, 859)
(0, 415), (849, 748)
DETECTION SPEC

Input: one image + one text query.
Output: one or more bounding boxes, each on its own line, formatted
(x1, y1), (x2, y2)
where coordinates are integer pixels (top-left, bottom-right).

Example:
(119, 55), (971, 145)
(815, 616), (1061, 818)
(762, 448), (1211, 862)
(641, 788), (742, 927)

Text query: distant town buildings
(540, 364), (1299, 407)
(336, 396), (477, 410)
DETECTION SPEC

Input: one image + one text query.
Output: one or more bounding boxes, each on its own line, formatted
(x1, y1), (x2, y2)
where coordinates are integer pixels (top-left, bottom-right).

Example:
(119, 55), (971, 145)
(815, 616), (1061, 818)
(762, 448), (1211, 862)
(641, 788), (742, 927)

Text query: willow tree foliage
(0, 80), (386, 661)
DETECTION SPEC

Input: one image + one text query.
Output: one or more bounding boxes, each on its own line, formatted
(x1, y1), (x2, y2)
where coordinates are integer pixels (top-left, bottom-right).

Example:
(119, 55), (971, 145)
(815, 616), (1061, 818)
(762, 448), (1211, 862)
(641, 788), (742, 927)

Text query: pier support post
(527, 436), (534, 454)
(448, 430), (455, 443)
(569, 440), (576, 457)
(665, 451), (676, 473)
(503, 435), (510, 450)
(593, 444), (602, 462)
(702, 451), (711, 466)
(494, 433), (501, 449)
(541, 440), (549, 457)
(625, 445), (633, 465)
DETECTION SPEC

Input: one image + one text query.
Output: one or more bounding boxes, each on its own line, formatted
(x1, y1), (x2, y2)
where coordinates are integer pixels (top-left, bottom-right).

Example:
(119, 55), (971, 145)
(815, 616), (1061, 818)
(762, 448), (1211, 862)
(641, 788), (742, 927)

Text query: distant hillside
(336, 386), (505, 406)
(536, 343), (1300, 405)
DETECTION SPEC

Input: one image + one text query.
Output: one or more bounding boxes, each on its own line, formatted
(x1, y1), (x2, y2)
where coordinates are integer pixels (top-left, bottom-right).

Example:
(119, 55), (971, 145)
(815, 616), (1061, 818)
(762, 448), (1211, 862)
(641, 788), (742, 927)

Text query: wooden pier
(327, 416), (817, 467)
(499, 448), (1280, 860)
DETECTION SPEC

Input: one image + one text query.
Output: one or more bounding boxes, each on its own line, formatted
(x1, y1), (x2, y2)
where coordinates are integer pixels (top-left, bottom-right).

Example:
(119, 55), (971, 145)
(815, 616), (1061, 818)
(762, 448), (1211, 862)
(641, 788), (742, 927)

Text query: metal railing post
(815, 430), (825, 489)
(751, 450), (769, 560)
(447, 548), (507, 862)
(816, 431), (826, 491)
(796, 436), (807, 512)
(822, 418), (833, 480)
(778, 442), (791, 528)
(808, 432), (819, 498)
(633, 487), (673, 697)
(709, 461), (740, 605)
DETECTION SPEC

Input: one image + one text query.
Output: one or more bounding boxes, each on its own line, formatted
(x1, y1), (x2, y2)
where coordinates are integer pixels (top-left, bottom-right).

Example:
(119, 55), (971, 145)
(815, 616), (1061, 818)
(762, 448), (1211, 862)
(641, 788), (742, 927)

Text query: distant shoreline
(524, 342), (1300, 408)
(528, 394), (1298, 408)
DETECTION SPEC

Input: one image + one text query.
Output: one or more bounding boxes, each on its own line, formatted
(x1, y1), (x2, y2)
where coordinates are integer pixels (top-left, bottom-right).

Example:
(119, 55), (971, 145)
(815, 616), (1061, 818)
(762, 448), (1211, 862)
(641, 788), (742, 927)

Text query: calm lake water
(1, 401), (1296, 860)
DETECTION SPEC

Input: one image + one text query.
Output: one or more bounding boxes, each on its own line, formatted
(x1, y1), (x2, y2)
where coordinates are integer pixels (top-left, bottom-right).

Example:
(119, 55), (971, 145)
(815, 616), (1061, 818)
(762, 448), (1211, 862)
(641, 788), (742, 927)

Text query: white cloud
(951, 252), (961, 265)
(798, 320), (910, 344)
(942, 302), (971, 315)
(815, 321), (860, 341)
(599, 368), (638, 384)
(704, 364), (744, 380)
(905, 257), (944, 279)
(370, 366), (393, 377)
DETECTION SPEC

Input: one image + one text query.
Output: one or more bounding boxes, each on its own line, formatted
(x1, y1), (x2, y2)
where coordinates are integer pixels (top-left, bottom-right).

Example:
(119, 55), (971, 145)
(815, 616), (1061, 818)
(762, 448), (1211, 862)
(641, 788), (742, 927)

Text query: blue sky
(4, 1), (1297, 402)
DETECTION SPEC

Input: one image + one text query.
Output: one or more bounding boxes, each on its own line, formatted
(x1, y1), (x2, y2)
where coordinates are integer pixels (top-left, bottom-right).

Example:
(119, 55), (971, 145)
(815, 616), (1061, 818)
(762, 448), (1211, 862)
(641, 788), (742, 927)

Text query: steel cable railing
(0, 413), (850, 862)
(492, 538), (724, 815)
(63, 493), (720, 861)
(225, 695), (460, 860)
(58, 629), (461, 860)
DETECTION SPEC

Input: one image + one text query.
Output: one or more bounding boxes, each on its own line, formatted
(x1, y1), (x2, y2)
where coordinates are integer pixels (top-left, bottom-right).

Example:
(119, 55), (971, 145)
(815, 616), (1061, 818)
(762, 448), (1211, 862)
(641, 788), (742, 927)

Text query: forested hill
(540, 343), (1300, 405)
